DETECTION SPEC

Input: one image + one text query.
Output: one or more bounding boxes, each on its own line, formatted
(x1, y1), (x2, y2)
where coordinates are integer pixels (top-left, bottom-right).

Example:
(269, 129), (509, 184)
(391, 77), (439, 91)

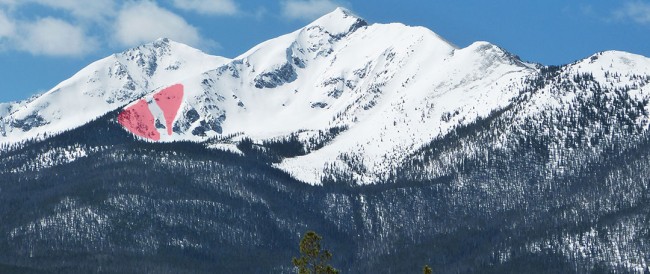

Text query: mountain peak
(120, 38), (200, 55)
(114, 38), (215, 65)
(331, 7), (357, 17)
(155, 37), (171, 44)
(306, 7), (367, 37)
(149, 37), (194, 49)
(145, 38), (188, 51)
(151, 37), (175, 48)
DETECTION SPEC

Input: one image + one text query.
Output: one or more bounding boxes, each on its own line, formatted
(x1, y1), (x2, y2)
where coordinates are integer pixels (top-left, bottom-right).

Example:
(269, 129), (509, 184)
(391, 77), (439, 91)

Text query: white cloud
(171, 0), (238, 15)
(14, 17), (98, 56)
(0, 0), (115, 22)
(114, 1), (210, 49)
(0, 0), (16, 6)
(0, 0), (112, 55)
(1, 0), (227, 56)
(614, 1), (650, 24)
(30, 0), (116, 22)
(281, 0), (346, 20)
(0, 10), (15, 38)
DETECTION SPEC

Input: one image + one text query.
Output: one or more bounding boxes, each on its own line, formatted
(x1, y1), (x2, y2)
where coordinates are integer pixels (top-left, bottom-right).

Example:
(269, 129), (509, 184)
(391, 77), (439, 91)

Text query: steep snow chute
(118, 99), (160, 141)
(154, 84), (184, 135)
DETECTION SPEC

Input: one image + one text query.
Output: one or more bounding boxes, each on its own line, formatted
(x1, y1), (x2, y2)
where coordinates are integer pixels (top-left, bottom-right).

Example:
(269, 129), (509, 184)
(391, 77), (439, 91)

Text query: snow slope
(151, 8), (537, 184)
(0, 38), (229, 142)
(3, 8), (650, 186)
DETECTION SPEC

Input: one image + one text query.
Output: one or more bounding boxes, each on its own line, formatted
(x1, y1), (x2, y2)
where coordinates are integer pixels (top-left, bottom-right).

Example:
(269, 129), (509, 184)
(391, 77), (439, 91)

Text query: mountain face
(0, 38), (229, 142)
(2, 7), (650, 273)
(2, 8), (540, 185)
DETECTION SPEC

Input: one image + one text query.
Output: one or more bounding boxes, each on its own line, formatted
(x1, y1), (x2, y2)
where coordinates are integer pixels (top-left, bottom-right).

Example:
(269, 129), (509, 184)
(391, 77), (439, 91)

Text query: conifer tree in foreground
(292, 231), (339, 274)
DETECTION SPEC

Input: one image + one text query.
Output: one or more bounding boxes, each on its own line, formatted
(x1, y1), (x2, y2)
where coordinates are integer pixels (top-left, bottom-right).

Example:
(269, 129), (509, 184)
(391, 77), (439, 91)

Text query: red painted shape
(154, 84), (184, 135)
(118, 99), (160, 141)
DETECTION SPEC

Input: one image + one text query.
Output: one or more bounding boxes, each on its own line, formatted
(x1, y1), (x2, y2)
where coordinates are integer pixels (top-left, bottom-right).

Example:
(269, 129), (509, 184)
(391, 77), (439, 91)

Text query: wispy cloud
(614, 1), (650, 24)
(28, 0), (116, 22)
(281, 0), (348, 21)
(0, 7), (97, 57)
(15, 17), (98, 56)
(0, 0), (236, 57)
(0, 0), (17, 8)
(0, 0), (110, 56)
(113, 1), (215, 50)
(578, 4), (595, 17)
(171, 0), (238, 16)
(0, 10), (15, 39)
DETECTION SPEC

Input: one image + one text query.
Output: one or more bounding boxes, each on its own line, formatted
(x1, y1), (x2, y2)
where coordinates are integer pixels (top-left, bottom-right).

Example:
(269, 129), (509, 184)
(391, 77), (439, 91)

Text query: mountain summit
(0, 38), (228, 141)
(307, 7), (368, 37)
(1, 8), (650, 186)
(2, 8), (650, 274)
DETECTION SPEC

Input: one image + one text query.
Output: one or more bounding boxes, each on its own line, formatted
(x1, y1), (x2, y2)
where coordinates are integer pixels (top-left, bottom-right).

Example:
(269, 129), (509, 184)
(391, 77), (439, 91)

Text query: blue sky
(1, 0), (649, 103)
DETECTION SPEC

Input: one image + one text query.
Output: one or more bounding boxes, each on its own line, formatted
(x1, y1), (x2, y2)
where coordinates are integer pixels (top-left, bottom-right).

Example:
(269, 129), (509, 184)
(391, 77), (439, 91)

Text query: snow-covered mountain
(3, 7), (650, 273)
(0, 38), (229, 142)
(108, 8), (538, 185)
(2, 8), (650, 186)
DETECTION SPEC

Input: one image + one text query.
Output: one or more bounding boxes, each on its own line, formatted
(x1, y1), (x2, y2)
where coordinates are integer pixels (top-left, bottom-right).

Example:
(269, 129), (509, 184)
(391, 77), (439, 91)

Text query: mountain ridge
(0, 38), (229, 142)
(2, 8), (650, 186)
(2, 7), (650, 273)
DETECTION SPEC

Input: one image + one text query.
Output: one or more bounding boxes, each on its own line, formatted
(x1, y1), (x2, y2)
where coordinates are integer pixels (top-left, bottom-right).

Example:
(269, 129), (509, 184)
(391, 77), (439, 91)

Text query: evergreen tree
(292, 231), (339, 274)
